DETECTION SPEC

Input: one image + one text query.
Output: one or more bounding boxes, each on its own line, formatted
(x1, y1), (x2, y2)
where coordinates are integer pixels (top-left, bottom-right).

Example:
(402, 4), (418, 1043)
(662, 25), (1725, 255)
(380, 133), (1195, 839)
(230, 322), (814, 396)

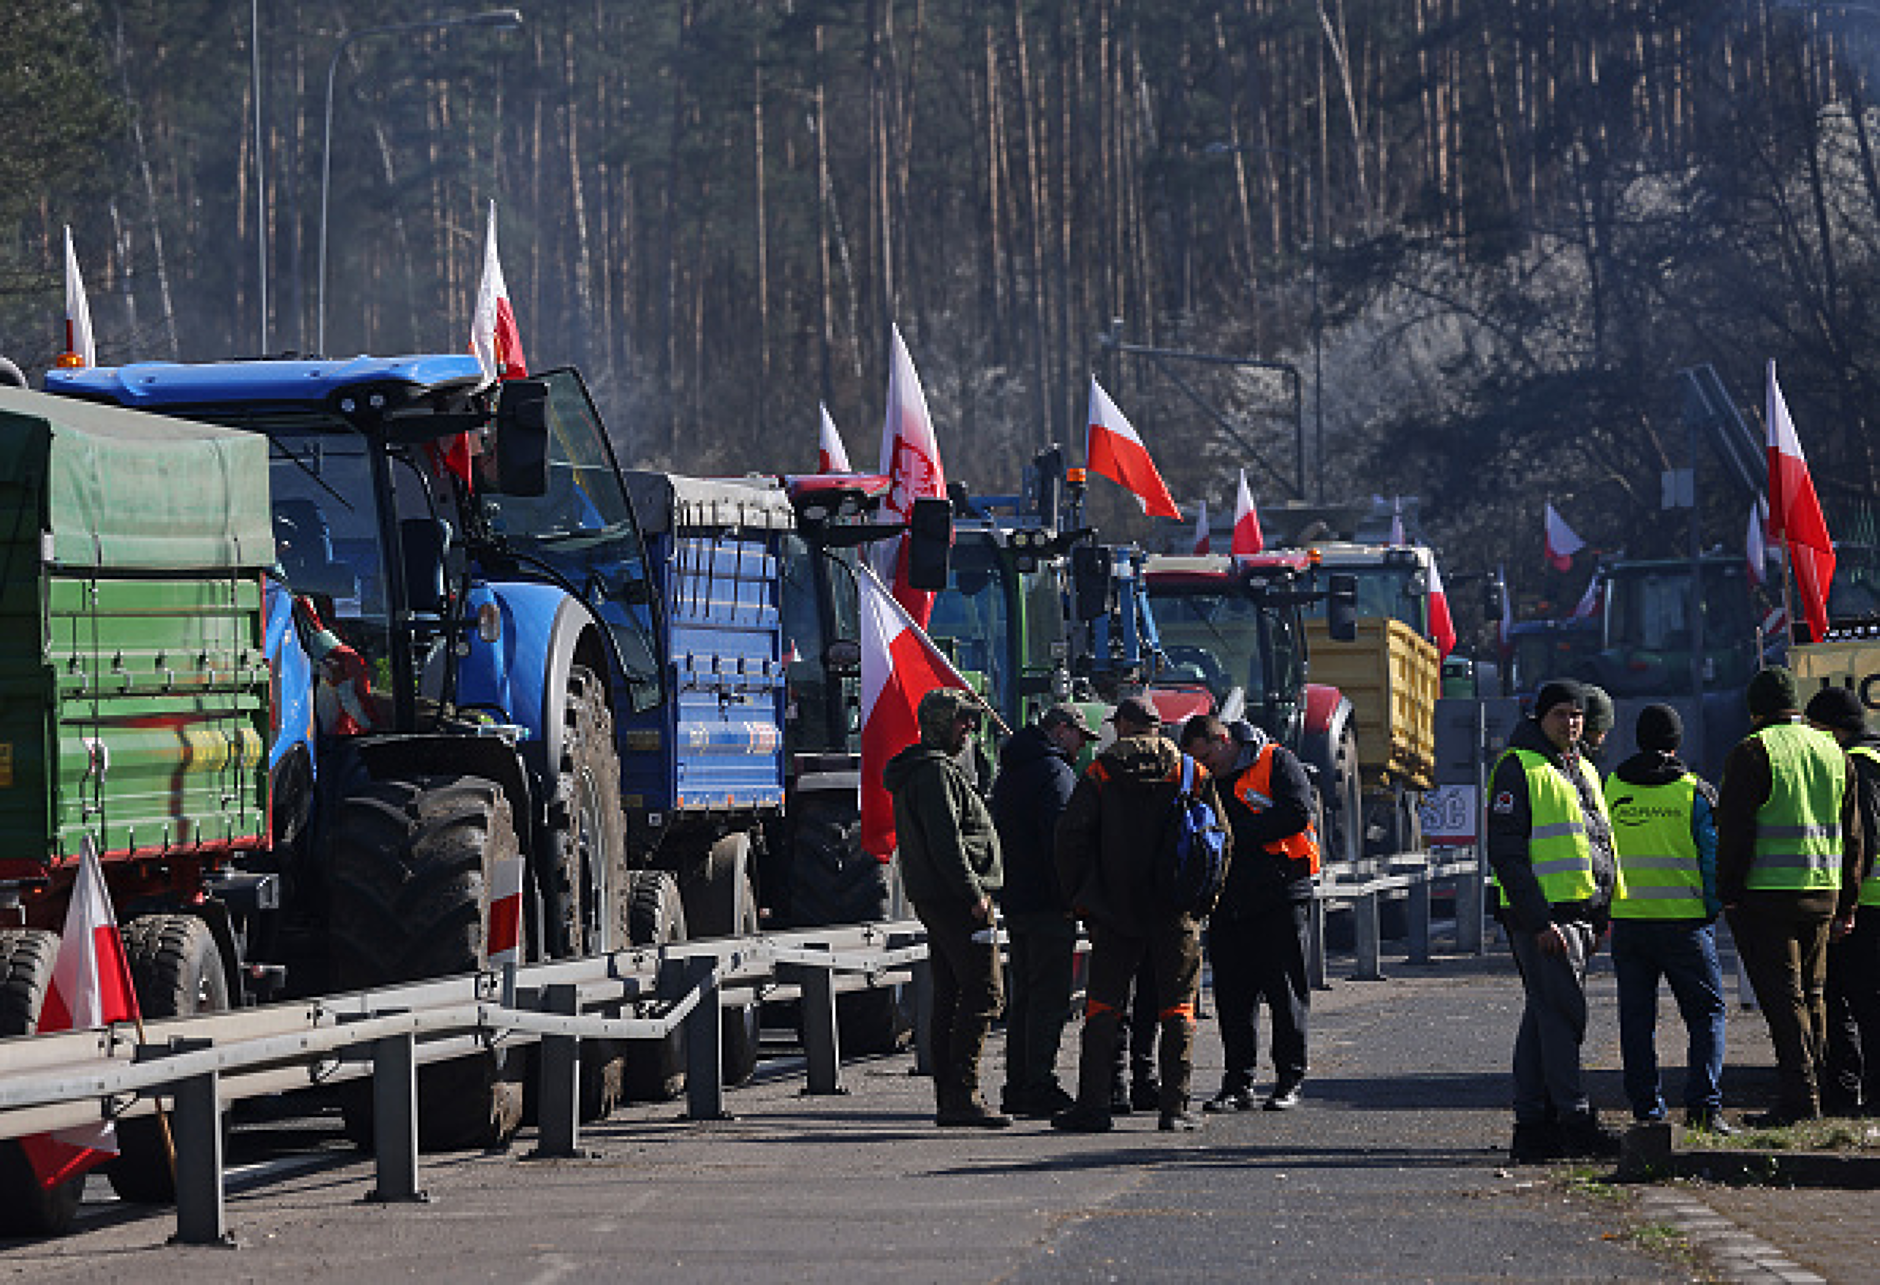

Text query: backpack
(1155, 754), (1230, 915)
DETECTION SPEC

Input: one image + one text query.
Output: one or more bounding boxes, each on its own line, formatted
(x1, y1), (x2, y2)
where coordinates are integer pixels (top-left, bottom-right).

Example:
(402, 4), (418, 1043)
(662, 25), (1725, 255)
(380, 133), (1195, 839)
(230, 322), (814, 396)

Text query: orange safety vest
(1232, 743), (1321, 875)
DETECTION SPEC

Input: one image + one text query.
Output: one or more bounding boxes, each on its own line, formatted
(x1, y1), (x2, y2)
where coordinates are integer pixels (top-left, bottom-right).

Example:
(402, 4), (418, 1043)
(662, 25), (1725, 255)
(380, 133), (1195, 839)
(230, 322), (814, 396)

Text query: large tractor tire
(330, 774), (525, 1152)
(679, 833), (764, 1089)
(787, 798), (912, 1054)
(719, 870), (763, 1088)
(1321, 724), (1364, 872)
(106, 915), (230, 1203)
(0, 929), (84, 1236)
(622, 871), (688, 1102)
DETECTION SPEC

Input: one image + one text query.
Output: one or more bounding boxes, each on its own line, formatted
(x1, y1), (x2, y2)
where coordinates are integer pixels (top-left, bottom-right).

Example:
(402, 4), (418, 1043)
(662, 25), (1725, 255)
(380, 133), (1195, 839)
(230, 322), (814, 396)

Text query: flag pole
(1777, 532), (1797, 654)
(857, 562), (1013, 737)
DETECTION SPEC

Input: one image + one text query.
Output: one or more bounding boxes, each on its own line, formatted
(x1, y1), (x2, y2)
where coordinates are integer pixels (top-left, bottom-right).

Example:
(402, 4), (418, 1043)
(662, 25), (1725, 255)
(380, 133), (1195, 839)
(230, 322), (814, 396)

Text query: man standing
(990, 703), (1096, 1118)
(1604, 704), (1731, 1132)
(1487, 679), (1622, 1162)
(1179, 714), (1318, 1113)
(1582, 685), (1616, 765)
(1052, 695), (1228, 1133)
(883, 687), (1009, 1128)
(1805, 686), (1880, 1115)
(1719, 667), (1865, 1127)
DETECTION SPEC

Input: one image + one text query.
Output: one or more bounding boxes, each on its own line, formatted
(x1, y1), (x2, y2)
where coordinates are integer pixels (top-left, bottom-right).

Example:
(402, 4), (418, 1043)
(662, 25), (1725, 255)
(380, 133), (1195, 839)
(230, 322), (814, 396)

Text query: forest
(4, 0), (1880, 646)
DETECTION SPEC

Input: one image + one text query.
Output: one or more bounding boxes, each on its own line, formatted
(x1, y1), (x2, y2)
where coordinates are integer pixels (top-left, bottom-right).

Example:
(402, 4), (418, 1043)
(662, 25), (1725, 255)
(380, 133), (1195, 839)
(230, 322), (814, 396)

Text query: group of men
(884, 687), (1318, 1132)
(1490, 670), (1878, 1163)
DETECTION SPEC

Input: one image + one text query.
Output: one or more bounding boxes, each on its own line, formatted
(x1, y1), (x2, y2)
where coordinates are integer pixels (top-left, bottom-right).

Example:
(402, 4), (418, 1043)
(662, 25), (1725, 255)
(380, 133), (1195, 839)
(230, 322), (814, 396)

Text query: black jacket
(1213, 723), (1317, 918)
(990, 723), (1078, 915)
(1485, 715), (1618, 933)
(883, 741), (1003, 909)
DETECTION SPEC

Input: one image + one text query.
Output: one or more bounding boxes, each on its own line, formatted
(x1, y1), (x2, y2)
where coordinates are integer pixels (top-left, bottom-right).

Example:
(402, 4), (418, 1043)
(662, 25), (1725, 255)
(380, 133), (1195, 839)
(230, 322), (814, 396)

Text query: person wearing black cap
(1718, 666), (1867, 1127)
(1603, 703), (1731, 1132)
(1487, 678), (1621, 1162)
(1581, 685), (1616, 765)
(1805, 685), (1880, 1115)
(990, 703), (1097, 1118)
(1052, 693), (1229, 1133)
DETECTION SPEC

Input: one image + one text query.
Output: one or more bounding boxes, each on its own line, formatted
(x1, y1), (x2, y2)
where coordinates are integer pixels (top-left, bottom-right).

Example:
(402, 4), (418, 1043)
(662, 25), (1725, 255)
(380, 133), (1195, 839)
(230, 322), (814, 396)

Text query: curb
(1633, 1188), (1826, 1284)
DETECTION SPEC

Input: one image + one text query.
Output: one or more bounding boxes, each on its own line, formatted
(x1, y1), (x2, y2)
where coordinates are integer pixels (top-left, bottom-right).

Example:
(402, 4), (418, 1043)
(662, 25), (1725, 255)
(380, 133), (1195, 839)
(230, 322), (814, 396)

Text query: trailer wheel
(788, 798), (911, 1054)
(106, 915), (230, 1203)
(0, 929), (83, 1235)
(330, 774), (525, 1152)
(622, 871), (688, 1101)
(719, 872), (763, 1088)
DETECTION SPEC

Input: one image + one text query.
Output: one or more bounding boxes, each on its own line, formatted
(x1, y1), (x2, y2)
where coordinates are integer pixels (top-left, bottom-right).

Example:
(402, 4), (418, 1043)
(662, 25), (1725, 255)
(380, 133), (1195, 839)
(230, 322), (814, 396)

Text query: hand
(1832, 914), (1857, 942)
(1535, 922), (1569, 958)
(971, 896), (994, 924)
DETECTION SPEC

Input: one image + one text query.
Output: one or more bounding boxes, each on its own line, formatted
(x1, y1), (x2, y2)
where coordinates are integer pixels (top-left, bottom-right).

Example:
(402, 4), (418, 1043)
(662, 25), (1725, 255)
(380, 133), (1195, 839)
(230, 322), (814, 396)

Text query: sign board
(1419, 783), (1477, 844)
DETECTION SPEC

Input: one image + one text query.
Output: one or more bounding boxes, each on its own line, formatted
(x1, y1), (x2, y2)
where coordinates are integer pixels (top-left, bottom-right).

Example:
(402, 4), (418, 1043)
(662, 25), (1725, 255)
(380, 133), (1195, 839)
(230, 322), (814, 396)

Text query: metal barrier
(1306, 846), (1486, 988)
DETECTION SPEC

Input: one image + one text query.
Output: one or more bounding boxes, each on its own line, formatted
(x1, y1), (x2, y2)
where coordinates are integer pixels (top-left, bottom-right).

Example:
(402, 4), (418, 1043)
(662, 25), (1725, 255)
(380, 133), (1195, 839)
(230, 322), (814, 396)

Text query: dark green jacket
(884, 741), (1004, 908)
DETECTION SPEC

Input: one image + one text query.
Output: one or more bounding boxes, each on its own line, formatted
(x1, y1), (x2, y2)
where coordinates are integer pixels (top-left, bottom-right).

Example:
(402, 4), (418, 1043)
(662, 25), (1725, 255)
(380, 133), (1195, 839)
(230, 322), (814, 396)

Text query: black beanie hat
(1746, 666), (1799, 718)
(1533, 679), (1585, 721)
(1636, 703), (1683, 753)
(1583, 685), (1616, 738)
(1805, 685), (1869, 735)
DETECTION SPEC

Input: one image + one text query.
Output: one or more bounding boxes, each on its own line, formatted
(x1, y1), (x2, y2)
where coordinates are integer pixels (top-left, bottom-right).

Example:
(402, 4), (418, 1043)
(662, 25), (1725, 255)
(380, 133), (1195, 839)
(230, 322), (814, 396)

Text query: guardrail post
(795, 957), (846, 1095)
(1455, 853), (1486, 955)
(534, 983), (582, 1157)
(911, 949), (934, 1076)
(680, 954), (728, 1120)
(165, 1038), (232, 1247)
(1351, 889), (1384, 981)
(1407, 859), (1432, 965)
(367, 1028), (425, 1204)
(1306, 894), (1328, 991)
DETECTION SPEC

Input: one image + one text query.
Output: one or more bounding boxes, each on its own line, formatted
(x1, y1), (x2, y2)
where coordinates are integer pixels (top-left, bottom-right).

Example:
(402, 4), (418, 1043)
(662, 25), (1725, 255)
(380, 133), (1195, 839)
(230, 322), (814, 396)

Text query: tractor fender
(263, 576), (315, 779)
(454, 580), (598, 773)
(1297, 683), (1355, 791)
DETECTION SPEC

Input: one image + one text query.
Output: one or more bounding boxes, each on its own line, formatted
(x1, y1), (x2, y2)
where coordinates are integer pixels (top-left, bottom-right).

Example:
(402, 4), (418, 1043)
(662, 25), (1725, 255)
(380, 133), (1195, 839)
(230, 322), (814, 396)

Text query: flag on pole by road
(58, 226), (95, 370)
(857, 563), (976, 860)
(1231, 469), (1264, 556)
(1427, 559), (1457, 658)
(1766, 362), (1836, 641)
(1086, 378), (1180, 520)
(1190, 499), (1211, 555)
(873, 324), (947, 627)
(817, 403), (852, 473)
(1543, 503), (1584, 572)
(451, 201), (530, 491)
(18, 836), (139, 1190)
(1569, 570), (1602, 621)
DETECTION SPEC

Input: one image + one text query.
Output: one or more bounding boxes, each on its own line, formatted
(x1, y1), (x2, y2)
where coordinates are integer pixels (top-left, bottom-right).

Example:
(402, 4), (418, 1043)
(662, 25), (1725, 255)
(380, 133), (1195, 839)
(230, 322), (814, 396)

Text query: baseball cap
(1107, 694), (1162, 729)
(1040, 703), (1099, 741)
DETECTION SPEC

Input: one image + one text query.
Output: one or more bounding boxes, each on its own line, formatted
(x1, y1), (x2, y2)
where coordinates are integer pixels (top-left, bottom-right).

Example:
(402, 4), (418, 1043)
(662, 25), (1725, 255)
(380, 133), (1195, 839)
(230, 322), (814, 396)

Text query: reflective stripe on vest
(1604, 773), (1704, 920)
(1232, 743), (1321, 875)
(1747, 723), (1847, 892)
(1486, 748), (1601, 903)
(1853, 745), (1880, 907)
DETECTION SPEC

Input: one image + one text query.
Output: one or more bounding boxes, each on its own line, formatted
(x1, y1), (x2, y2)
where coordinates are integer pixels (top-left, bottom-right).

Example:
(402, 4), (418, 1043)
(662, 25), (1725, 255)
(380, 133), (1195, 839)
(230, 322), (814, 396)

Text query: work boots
(933, 1018), (1009, 1128)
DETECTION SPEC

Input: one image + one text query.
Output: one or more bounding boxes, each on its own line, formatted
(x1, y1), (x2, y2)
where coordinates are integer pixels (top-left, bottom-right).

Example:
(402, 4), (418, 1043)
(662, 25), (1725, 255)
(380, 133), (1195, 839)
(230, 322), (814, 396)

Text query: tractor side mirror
(1327, 573), (1358, 642)
(1071, 545), (1115, 621)
(494, 379), (550, 497)
(907, 495), (953, 590)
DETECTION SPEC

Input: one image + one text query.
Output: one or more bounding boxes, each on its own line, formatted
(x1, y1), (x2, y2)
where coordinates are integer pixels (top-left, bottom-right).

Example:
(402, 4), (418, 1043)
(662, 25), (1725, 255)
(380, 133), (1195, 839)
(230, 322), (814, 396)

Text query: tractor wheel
(105, 915), (230, 1203)
(719, 872), (763, 1088)
(330, 774), (525, 1152)
(788, 798), (911, 1054)
(622, 871), (688, 1102)
(0, 929), (84, 1235)
(1322, 724), (1364, 872)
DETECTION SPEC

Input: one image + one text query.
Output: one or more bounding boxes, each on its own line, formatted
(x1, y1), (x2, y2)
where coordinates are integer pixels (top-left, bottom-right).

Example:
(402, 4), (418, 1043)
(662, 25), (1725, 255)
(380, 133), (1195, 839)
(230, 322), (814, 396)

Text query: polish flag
(1569, 571), (1602, 621)
(818, 403), (852, 474)
(1231, 469), (1264, 556)
(1086, 378), (1180, 520)
(873, 325), (947, 627)
(57, 226), (95, 370)
(486, 855), (525, 968)
(18, 836), (140, 1190)
(1747, 497), (1770, 588)
(1544, 503), (1584, 572)
(1497, 564), (1514, 656)
(1766, 362), (1836, 641)
(1426, 560), (1457, 658)
(450, 202), (530, 491)
(858, 564), (975, 860)
(1190, 499), (1211, 555)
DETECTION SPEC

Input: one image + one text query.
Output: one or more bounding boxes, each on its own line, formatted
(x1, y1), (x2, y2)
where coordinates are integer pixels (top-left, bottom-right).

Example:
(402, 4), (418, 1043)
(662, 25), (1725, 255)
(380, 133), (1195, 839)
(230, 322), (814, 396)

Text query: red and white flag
(858, 564), (975, 860)
(58, 226), (95, 370)
(1766, 362), (1836, 641)
(1190, 499), (1211, 555)
(486, 855), (525, 968)
(1543, 503), (1584, 572)
(1427, 559), (1457, 658)
(18, 836), (139, 1190)
(1747, 496), (1770, 588)
(1497, 564), (1514, 655)
(818, 403), (852, 474)
(456, 201), (529, 491)
(1569, 571), (1602, 621)
(1086, 378), (1180, 520)
(1231, 469), (1264, 556)
(873, 325), (947, 627)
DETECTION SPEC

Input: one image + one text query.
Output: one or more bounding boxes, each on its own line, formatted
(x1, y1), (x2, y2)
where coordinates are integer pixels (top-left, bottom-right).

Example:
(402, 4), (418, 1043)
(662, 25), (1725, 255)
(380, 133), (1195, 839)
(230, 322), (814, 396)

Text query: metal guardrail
(0, 847), (1484, 1248)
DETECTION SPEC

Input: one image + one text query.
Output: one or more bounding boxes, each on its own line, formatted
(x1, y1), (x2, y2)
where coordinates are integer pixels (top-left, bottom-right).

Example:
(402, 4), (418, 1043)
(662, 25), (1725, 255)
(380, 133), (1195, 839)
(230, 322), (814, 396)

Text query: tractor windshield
(1603, 562), (1756, 695)
(779, 535), (863, 755)
(1147, 586), (1271, 704)
(1303, 566), (1428, 636)
(478, 370), (663, 712)
(928, 538), (1015, 717)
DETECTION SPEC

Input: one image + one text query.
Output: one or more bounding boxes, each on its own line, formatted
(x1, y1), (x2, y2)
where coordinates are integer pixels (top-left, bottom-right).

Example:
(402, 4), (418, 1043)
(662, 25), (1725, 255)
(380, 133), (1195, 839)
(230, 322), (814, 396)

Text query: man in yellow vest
(1718, 667), (1866, 1127)
(1604, 704), (1730, 1133)
(1805, 686), (1880, 1115)
(1179, 714), (1318, 1113)
(1487, 679), (1621, 1163)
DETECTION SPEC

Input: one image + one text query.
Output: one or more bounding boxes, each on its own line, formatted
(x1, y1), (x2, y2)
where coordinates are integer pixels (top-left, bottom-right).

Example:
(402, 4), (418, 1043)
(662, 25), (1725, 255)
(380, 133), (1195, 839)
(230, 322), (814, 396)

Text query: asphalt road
(0, 930), (1704, 1284)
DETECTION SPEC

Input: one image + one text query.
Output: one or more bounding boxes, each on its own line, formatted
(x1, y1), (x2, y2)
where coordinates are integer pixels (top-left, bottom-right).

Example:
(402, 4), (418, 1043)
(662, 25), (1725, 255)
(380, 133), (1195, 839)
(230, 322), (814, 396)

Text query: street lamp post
(1203, 141), (1324, 502)
(317, 8), (524, 356)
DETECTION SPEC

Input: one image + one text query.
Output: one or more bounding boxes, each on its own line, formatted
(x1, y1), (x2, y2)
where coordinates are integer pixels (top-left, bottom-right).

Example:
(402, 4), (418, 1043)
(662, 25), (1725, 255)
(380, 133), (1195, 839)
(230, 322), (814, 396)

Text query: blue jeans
(1610, 918), (1726, 1118)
